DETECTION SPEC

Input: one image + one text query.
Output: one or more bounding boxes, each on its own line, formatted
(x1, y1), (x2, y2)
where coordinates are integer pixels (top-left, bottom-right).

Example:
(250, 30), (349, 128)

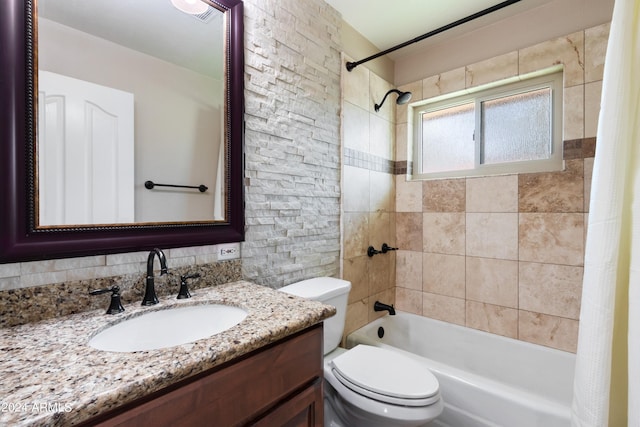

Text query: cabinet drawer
(92, 324), (323, 427)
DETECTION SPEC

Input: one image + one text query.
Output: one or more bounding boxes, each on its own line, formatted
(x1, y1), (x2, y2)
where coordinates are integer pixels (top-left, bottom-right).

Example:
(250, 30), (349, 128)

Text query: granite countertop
(0, 280), (335, 427)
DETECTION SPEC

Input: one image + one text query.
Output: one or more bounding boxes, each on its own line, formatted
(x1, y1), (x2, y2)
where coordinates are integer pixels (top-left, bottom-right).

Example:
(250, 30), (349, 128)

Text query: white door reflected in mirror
(38, 71), (135, 226)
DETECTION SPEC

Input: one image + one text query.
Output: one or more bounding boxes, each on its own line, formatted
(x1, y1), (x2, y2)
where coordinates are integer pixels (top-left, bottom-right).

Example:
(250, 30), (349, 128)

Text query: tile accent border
(391, 139), (596, 177)
(563, 137), (597, 159)
(344, 148), (395, 174)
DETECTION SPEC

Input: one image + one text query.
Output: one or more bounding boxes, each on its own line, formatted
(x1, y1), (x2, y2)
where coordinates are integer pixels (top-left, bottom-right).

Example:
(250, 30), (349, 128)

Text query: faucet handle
(381, 243), (398, 253)
(90, 286), (125, 315)
(178, 273), (200, 299)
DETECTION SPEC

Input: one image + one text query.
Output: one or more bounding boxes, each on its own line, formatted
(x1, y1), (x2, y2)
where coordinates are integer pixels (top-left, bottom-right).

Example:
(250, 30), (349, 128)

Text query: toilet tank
(279, 277), (351, 355)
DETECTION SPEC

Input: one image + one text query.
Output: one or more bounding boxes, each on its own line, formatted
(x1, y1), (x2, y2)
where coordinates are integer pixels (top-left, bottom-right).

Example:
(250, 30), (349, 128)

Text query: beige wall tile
(423, 213), (465, 255)
(584, 157), (594, 212)
(345, 299), (369, 337)
(519, 262), (583, 319)
(585, 23), (610, 83)
(396, 250), (423, 290)
(519, 213), (584, 265)
(519, 310), (579, 352)
(19, 271), (68, 288)
(0, 277), (21, 291)
(466, 175), (518, 213)
(343, 165), (370, 212)
(564, 84), (585, 140)
(344, 256), (369, 303)
(465, 51), (518, 88)
(343, 55), (370, 109)
(423, 253), (465, 298)
(466, 213), (518, 260)
(422, 67), (466, 100)
(396, 80), (422, 125)
(19, 260), (59, 275)
(370, 113), (394, 160)
(168, 245), (219, 258)
(369, 255), (392, 295)
(396, 176), (423, 212)
(584, 81), (602, 138)
(423, 179), (466, 212)
(466, 301), (518, 339)
(396, 122), (409, 162)
(519, 31), (585, 87)
(370, 72), (394, 120)
(397, 212), (423, 252)
(195, 253), (220, 265)
(423, 292), (465, 326)
(518, 159), (584, 213)
(370, 171), (394, 213)
(369, 211), (391, 248)
(396, 287), (423, 315)
(54, 255), (107, 270)
(343, 212), (370, 258)
(66, 263), (143, 281)
(343, 102), (370, 152)
(106, 251), (147, 265)
(466, 257), (518, 307)
(0, 263), (21, 278)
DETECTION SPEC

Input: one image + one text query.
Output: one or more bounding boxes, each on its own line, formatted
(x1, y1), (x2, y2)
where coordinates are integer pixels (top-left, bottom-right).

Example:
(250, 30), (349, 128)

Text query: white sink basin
(89, 304), (247, 352)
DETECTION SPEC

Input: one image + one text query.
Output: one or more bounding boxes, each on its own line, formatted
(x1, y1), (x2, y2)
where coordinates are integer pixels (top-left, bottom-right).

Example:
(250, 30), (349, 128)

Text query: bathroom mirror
(0, 0), (244, 263)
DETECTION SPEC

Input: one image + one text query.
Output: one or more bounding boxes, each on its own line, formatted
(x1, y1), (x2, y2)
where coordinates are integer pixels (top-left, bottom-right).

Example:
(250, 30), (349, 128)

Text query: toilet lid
(330, 345), (439, 405)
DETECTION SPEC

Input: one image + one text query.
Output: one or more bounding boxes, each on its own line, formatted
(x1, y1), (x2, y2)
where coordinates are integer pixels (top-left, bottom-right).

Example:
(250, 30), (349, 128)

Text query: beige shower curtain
(571, 0), (639, 426)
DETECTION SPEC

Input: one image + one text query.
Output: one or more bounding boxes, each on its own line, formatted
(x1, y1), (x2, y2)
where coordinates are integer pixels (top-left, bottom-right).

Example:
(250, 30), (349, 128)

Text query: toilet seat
(330, 345), (440, 407)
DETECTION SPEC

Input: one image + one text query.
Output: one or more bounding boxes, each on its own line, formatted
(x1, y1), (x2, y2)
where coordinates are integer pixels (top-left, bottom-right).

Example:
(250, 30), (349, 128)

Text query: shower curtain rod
(345, 0), (522, 72)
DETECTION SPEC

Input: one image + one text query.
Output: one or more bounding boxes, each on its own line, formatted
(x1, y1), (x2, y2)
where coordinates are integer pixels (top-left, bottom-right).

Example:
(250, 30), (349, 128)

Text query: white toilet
(280, 277), (443, 427)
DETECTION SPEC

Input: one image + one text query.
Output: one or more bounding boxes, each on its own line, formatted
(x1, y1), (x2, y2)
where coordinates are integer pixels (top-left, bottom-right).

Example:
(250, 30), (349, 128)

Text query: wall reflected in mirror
(37, 0), (226, 226)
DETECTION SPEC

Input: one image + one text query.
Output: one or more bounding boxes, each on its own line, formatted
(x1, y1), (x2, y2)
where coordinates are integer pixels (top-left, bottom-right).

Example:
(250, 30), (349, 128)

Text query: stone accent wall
(241, 0), (343, 287)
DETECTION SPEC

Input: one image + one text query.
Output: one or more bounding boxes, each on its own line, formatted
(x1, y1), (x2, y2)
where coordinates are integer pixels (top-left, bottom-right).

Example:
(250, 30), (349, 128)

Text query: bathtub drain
(377, 326), (384, 338)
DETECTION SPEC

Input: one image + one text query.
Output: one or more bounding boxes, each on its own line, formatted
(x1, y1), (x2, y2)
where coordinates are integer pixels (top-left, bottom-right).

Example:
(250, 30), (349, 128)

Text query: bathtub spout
(374, 301), (396, 315)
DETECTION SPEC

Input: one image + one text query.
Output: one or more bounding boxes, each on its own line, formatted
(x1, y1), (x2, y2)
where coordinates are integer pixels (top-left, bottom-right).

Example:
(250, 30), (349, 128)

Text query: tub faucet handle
(367, 246), (382, 257)
(381, 243), (398, 253)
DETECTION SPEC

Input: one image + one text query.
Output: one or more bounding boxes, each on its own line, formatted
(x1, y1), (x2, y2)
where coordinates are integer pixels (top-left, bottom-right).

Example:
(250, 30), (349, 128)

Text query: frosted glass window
(481, 88), (551, 164)
(411, 68), (562, 180)
(421, 102), (475, 173)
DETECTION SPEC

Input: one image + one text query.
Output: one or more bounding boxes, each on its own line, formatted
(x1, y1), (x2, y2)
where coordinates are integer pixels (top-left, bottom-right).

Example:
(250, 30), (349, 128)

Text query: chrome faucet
(142, 248), (168, 306)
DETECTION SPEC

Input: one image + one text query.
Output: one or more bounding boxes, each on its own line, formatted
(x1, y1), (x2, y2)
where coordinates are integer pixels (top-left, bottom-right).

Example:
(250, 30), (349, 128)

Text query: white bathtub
(346, 311), (576, 427)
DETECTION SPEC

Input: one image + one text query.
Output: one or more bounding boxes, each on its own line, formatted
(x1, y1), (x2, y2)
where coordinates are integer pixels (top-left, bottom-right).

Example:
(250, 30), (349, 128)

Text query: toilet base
(323, 378), (442, 427)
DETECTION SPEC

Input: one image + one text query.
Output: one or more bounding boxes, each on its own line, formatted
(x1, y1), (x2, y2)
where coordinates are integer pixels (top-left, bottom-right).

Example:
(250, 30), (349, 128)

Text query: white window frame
(408, 66), (564, 180)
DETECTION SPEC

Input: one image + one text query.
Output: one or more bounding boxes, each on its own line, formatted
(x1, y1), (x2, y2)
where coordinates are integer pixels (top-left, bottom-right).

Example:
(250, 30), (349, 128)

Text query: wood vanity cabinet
(86, 324), (324, 427)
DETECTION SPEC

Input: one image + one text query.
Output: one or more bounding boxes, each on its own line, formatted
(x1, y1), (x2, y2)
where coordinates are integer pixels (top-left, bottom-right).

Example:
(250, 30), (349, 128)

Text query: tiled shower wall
(341, 55), (397, 337)
(393, 23), (609, 352)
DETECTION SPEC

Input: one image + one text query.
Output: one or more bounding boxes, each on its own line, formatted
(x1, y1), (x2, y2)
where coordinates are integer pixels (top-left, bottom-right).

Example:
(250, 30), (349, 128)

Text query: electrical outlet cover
(218, 243), (240, 260)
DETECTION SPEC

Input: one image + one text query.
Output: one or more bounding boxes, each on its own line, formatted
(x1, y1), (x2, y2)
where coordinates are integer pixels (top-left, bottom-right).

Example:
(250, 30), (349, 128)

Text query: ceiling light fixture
(170, 0), (208, 15)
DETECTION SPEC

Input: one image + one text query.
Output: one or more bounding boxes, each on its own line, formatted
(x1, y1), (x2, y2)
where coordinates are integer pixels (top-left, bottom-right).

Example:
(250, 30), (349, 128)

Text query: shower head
(374, 89), (412, 112)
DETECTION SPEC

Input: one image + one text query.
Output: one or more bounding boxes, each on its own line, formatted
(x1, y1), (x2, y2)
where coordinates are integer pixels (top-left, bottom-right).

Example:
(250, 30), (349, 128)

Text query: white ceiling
(39, 0), (224, 78)
(324, 0), (555, 60)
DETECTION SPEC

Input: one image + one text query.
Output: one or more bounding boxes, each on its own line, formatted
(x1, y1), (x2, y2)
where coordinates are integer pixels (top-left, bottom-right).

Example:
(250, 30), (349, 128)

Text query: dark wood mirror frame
(0, 0), (244, 263)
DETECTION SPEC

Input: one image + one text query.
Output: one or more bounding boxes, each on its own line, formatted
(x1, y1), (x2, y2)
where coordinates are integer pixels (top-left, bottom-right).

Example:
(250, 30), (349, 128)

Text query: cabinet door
(88, 325), (323, 427)
(252, 379), (323, 427)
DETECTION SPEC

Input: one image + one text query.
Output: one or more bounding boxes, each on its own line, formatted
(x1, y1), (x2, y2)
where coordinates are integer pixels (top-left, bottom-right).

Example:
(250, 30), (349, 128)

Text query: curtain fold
(571, 1), (640, 426)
